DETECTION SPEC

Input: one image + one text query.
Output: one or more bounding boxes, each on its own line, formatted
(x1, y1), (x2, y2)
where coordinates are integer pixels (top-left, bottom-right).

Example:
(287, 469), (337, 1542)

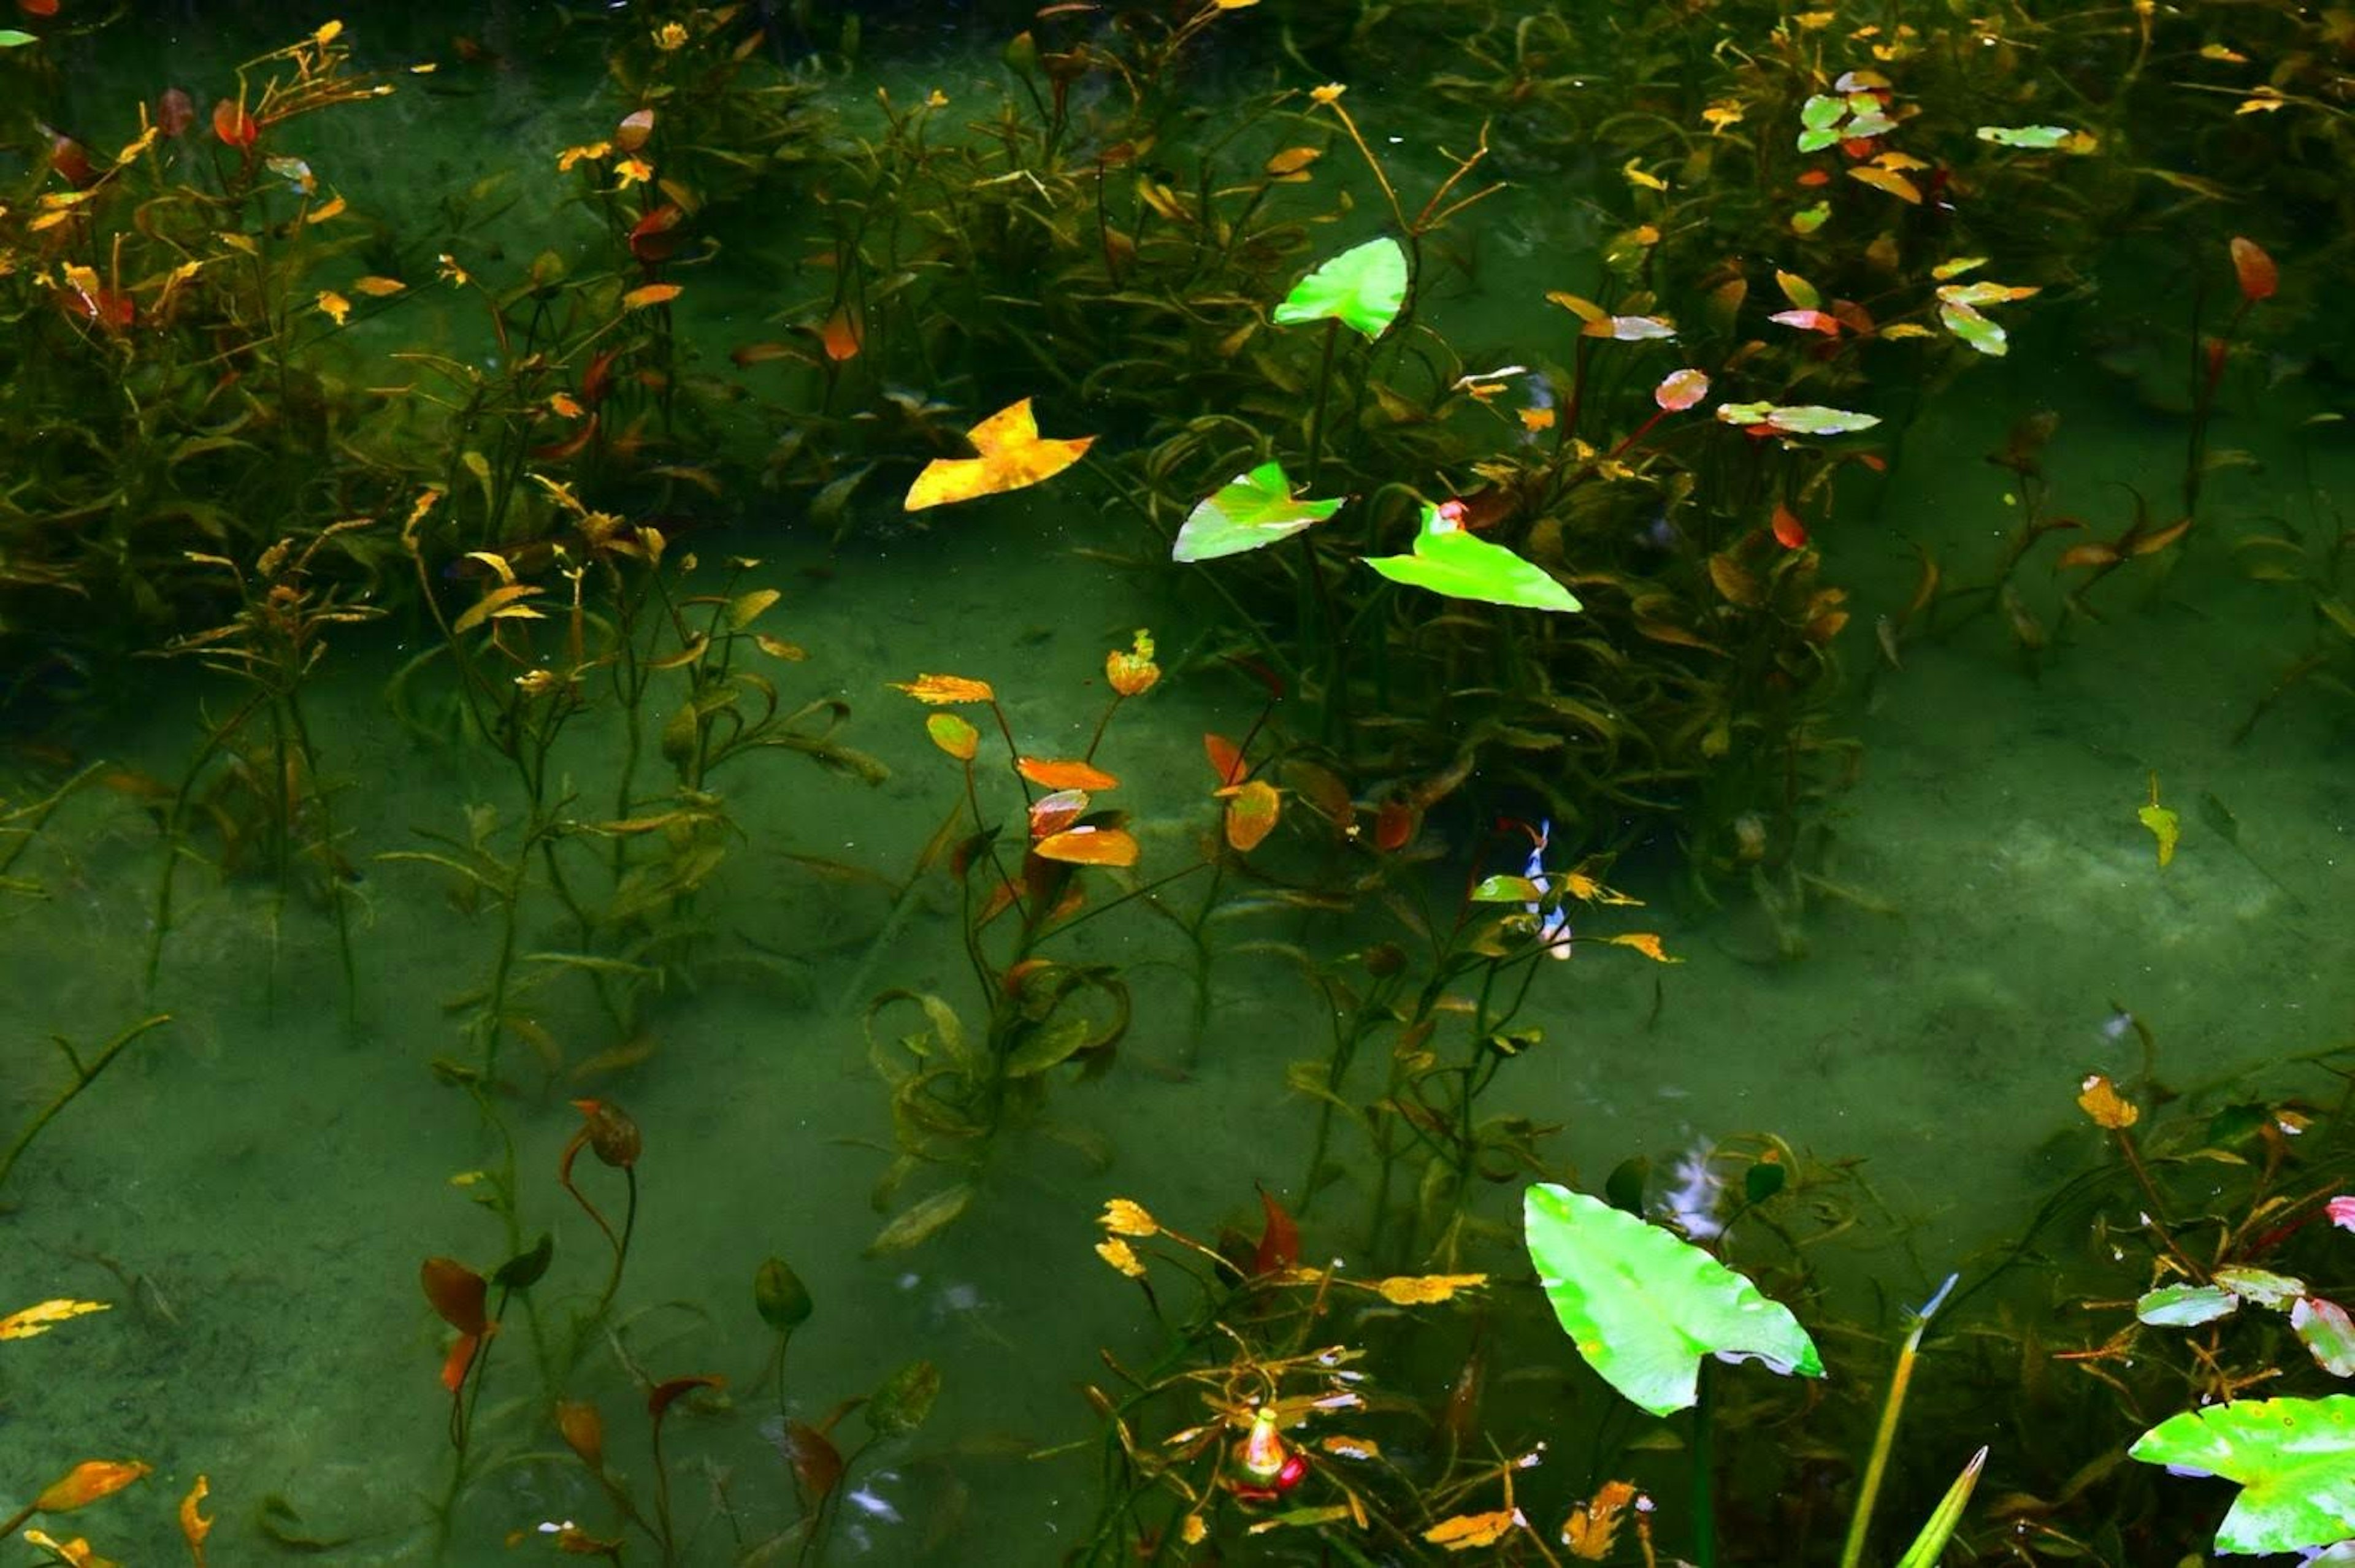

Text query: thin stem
(0, 1015), (174, 1195)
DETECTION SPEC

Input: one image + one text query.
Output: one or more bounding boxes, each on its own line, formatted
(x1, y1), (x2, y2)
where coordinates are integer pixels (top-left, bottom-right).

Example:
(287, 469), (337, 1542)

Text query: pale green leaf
(1173, 461), (1345, 562)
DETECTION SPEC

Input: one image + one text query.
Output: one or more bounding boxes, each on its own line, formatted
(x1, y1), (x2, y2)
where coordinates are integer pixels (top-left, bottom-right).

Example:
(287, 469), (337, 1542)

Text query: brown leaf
(421, 1258), (489, 1336)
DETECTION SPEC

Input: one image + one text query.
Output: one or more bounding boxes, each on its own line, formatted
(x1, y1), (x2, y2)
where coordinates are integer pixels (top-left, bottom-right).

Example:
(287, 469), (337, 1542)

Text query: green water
(4, 4), (2354, 1565)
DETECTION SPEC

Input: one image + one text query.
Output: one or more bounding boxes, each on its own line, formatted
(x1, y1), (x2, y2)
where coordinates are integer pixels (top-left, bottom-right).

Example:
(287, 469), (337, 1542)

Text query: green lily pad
(2129, 1394), (2355, 1555)
(1364, 508), (1579, 613)
(1523, 1182), (1823, 1417)
(1273, 237), (1408, 340)
(1172, 462), (1346, 562)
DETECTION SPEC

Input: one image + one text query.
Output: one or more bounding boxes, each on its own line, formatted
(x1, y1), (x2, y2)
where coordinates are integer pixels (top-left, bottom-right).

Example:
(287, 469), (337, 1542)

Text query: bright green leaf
(1893, 1447), (1989, 1568)
(1173, 461), (1346, 562)
(2136, 1283), (2240, 1326)
(1937, 299), (2008, 356)
(1976, 124), (2076, 148)
(1273, 237), (1408, 340)
(1364, 509), (1580, 613)
(1523, 1182), (1824, 1417)
(2129, 1394), (2355, 1555)
(0, 29), (37, 47)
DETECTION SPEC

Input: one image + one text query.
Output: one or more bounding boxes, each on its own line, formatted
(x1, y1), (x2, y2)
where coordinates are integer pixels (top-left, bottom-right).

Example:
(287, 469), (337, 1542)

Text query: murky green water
(5, 4), (2353, 1565)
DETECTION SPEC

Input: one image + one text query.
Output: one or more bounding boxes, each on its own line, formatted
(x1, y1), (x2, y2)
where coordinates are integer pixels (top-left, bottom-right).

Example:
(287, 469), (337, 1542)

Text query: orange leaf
(648, 1374), (725, 1422)
(1032, 826), (1138, 866)
(210, 100), (256, 149)
(2077, 1073), (2139, 1129)
(440, 1329), (484, 1391)
(1018, 757), (1120, 791)
(1203, 732), (1247, 787)
(2228, 235), (2276, 303)
(819, 304), (862, 361)
(1604, 933), (1680, 963)
(35, 1459), (151, 1513)
(420, 1256), (489, 1335)
(1561, 1480), (1639, 1561)
(891, 673), (995, 705)
(2054, 541), (2121, 570)
(179, 1477), (212, 1568)
(2130, 516), (2193, 557)
(1771, 503), (1809, 549)
(903, 398), (1095, 511)
(351, 275), (406, 297)
(1425, 1509), (1523, 1548)
(20, 1533), (112, 1568)
(1221, 778), (1282, 852)
(1254, 1185), (1300, 1273)
(783, 1420), (844, 1501)
(925, 713), (979, 761)
(1372, 1272), (1487, 1304)
(622, 282), (683, 309)
(1374, 797), (1419, 852)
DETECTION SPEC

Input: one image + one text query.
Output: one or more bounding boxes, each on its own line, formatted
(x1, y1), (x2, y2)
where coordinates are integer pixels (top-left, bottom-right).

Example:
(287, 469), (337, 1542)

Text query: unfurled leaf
(0, 1299), (110, 1340)
(1364, 505), (1580, 612)
(1273, 236), (1408, 339)
(2077, 1073), (2140, 1130)
(2215, 1266), (2308, 1309)
(1255, 1186), (1301, 1274)
(867, 1185), (975, 1255)
(420, 1257), (489, 1335)
(1173, 461), (1345, 562)
(782, 1420), (844, 1499)
(819, 304), (862, 361)
(1938, 299), (2007, 356)
(904, 398), (1094, 511)
(2229, 236), (2278, 304)
(1847, 164), (1922, 202)
(1655, 368), (1710, 411)
(892, 673), (996, 704)
(1425, 1510), (1523, 1548)
(925, 713), (980, 761)
(34, 1460), (151, 1513)
(1471, 874), (1545, 904)
(351, 275), (406, 297)
(1772, 504), (1809, 549)
(1204, 732), (1248, 787)
(1373, 1273), (1487, 1305)
(2138, 1283), (2241, 1326)
(1769, 308), (1841, 335)
(1893, 1447), (1989, 1568)
(1019, 757), (1119, 792)
(1715, 402), (1882, 436)
(1561, 1481), (1639, 1561)
(1524, 1183), (1823, 1417)
(1975, 124), (2077, 148)
(621, 282), (683, 309)
(1221, 779), (1282, 852)
(1033, 826), (1139, 866)
(1028, 789), (1090, 839)
(2297, 1298), (2355, 1377)
(2129, 1394), (2355, 1555)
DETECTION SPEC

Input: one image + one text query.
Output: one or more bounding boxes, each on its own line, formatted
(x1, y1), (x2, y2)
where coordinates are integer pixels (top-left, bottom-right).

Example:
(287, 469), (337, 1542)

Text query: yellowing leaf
(1019, 757), (1120, 791)
(891, 673), (995, 705)
(315, 289), (350, 325)
(2139, 771), (2179, 867)
(1373, 1272), (1487, 1304)
(925, 713), (979, 762)
(1846, 164), (1921, 203)
(351, 275), (406, 297)
(904, 398), (1095, 511)
(0, 1299), (110, 1340)
(1561, 1481), (1640, 1561)
(35, 1459), (151, 1513)
(1220, 778), (1282, 852)
(1033, 826), (1139, 866)
(21, 1532), (114, 1568)
(453, 583), (542, 635)
(1606, 933), (1680, 963)
(180, 1476), (212, 1568)
(622, 282), (683, 309)
(1425, 1510), (1525, 1549)
(2078, 1073), (2140, 1130)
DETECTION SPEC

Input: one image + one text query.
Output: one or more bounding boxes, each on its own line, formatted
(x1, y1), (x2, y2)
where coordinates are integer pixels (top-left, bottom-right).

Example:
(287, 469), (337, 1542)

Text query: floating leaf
(2137, 1283), (2240, 1326)
(1975, 124), (2089, 150)
(1364, 506), (1580, 613)
(1033, 825), (1139, 866)
(1848, 164), (1923, 202)
(1221, 779), (1282, 852)
(867, 1360), (943, 1438)
(2077, 1073), (2140, 1130)
(892, 673), (995, 705)
(2129, 1394), (2355, 1555)
(1019, 757), (1119, 792)
(904, 398), (1095, 511)
(1273, 236), (1409, 339)
(1524, 1183), (1823, 1416)
(0, 1299), (110, 1340)
(925, 713), (979, 761)
(867, 1184), (975, 1255)
(1173, 462), (1345, 562)
(1715, 402), (1882, 436)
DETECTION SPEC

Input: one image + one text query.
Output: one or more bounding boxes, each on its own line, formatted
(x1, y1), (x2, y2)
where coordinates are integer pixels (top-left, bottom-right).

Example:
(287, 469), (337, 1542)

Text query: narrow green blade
(1892, 1447), (1989, 1568)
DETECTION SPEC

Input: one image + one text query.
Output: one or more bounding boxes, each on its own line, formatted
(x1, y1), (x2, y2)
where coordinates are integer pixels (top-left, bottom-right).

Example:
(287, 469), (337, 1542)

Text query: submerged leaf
(2137, 1283), (2240, 1326)
(867, 1185), (975, 1255)
(904, 398), (1095, 511)
(1222, 779), (1282, 852)
(1715, 402), (1882, 436)
(34, 1460), (151, 1513)
(2077, 1074), (2140, 1130)
(925, 713), (980, 762)
(1363, 506), (1580, 613)
(1524, 1183), (1822, 1416)
(1173, 462), (1345, 562)
(1273, 237), (1408, 339)
(892, 673), (996, 705)
(1033, 825), (1139, 866)
(1018, 757), (1120, 792)
(0, 1299), (110, 1340)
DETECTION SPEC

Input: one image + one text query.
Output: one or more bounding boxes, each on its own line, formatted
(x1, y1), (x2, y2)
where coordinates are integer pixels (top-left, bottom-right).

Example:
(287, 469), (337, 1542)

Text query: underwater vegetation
(2, 0), (2354, 1564)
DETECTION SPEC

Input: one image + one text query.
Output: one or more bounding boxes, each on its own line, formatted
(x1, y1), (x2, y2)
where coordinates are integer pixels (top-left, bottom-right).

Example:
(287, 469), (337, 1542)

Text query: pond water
(4, 4), (2352, 1566)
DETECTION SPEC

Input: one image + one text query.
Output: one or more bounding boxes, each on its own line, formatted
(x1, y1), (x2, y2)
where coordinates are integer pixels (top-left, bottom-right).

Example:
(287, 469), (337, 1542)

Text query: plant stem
(1839, 1274), (1957, 1568)
(1690, 1357), (1717, 1568)
(1304, 316), (1340, 488)
(0, 1015), (173, 1196)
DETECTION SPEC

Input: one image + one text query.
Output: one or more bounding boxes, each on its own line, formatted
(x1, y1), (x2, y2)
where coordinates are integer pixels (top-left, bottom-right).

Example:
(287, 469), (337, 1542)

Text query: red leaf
(648, 1374), (724, 1423)
(421, 1257), (489, 1336)
(1374, 798), (1417, 853)
(628, 204), (685, 263)
(440, 1330), (483, 1391)
(1771, 504), (1809, 549)
(210, 99), (257, 150)
(2228, 236), (2276, 304)
(1254, 1186), (1300, 1274)
(1204, 733), (1247, 787)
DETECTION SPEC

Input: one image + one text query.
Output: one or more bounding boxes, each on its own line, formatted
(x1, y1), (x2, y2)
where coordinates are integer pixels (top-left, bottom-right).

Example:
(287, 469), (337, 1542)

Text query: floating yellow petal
(0, 1298), (110, 1340)
(904, 398), (1095, 512)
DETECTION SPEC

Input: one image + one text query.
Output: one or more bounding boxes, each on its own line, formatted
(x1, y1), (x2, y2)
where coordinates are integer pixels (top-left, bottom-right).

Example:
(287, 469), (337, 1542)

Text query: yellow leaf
(453, 583), (542, 635)
(0, 1299), (110, 1340)
(1605, 933), (1681, 963)
(2138, 771), (2178, 867)
(1263, 146), (1322, 177)
(35, 1459), (151, 1513)
(1019, 757), (1121, 792)
(1220, 778), (1282, 852)
(180, 1475), (212, 1568)
(2077, 1073), (2140, 1130)
(890, 673), (996, 705)
(1372, 1272), (1487, 1305)
(351, 275), (406, 297)
(1425, 1509), (1525, 1549)
(305, 194), (347, 224)
(1622, 155), (1668, 191)
(903, 398), (1095, 511)
(1319, 1434), (1382, 1459)
(925, 713), (979, 760)
(315, 19), (345, 44)
(754, 633), (807, 662)
(315, 289), (350, 326)
(1561, 1481), (1640, 1561)
(1846, 165), (1922, 204)
(1033, 826), (1140, 867)
(622, 282), (682, 309)
(21, 1532), (115, 1568)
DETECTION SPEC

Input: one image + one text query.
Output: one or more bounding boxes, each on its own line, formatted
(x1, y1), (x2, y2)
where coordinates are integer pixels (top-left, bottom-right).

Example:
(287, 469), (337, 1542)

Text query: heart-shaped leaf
(1523, 1182), (1823, 1417)
(1363, 507), (1580, 613)
(1273, 237), (1407, 340)
(2129, 1394), (2355, 1555)
(904, 399), (1094, 511)
(1173, 462), (1346, 562)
